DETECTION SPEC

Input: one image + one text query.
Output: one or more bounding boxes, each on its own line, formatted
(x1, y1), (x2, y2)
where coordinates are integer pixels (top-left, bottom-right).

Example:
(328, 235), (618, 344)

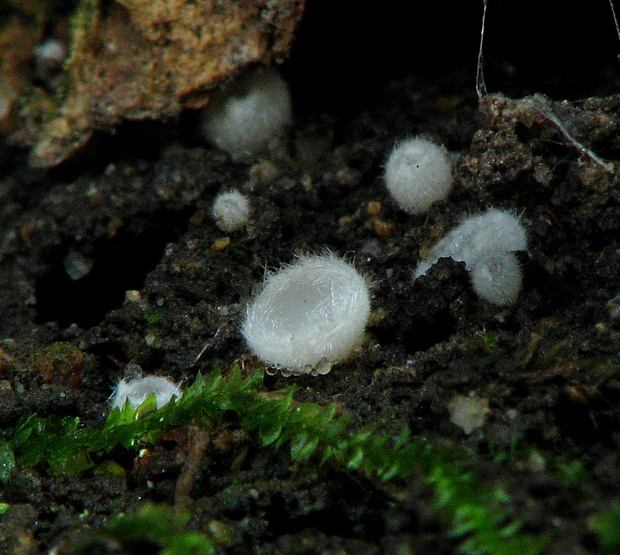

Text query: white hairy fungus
(383, 136), (454, 214)
(33, 39), (66, 69)
(470, 252), (523, 307)
(414, 208), (527, 306)
(212, 190), (252, 232)
(200, 67), (292, 160)
(241, 253), (371, 375)
(111, 376), (183, 410)
(447, 394), (490, 435)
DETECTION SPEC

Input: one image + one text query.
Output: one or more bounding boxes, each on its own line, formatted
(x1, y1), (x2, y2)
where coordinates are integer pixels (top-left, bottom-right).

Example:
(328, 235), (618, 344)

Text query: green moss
(67, 0), (99, 65)
(0, 438), (15, 484)
(0, 367), (551, 554)
(465, 330), (500, 355)
(26, 341), (93, 385)
(147, 312), (164, 325)
(553, 458), (588, 487)
(70, 503), (218, 555)
(589, 502), (620, 551)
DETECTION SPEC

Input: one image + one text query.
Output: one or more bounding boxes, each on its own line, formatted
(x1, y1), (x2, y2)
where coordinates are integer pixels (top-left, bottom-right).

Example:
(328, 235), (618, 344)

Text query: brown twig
(174, 425), (210, 515)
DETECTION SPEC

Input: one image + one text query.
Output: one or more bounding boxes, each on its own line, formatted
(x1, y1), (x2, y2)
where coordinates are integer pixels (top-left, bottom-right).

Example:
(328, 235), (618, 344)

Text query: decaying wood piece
(12, 0), (304, 167)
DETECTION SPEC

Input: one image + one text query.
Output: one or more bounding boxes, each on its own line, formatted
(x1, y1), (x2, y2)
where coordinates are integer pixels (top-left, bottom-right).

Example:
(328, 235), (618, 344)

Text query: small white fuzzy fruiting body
(241, 253), (371, 375)
(200, 67), (292, 160)
(212, 190), (252, 232)
(384, 136), (454, 215)
(33, 39), (66, 67)
(447, 394), (490, 435)
(414, 208), (527, 306)
(470, 252), (523, 307)
(111, 376), (183, 410)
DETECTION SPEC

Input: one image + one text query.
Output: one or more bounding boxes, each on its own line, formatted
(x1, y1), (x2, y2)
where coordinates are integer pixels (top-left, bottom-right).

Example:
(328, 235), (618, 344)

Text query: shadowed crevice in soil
(35, 208), (192, 328)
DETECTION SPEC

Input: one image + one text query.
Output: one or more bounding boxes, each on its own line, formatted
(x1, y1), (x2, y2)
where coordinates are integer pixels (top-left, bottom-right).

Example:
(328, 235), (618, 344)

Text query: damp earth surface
(1, 1), (620, 553)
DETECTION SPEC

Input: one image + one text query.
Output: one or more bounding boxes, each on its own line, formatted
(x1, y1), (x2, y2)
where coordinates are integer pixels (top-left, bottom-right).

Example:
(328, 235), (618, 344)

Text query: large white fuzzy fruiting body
(241, 253), (371, 375)
(414, 208), (527, 306)
(111, 376), (183, 410)
(383, 136), (454, 215)
(200, 67), (292, 160)
(212, 190), (252, 232)
(415, 208), (527, 277)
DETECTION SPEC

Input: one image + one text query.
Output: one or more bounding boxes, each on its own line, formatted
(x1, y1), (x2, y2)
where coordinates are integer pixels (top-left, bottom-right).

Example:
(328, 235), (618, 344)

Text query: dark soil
(2, 1), (620, 553)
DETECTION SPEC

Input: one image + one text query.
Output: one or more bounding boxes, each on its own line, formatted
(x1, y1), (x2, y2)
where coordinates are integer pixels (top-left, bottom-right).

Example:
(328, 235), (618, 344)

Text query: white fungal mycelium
(200, 66), (292, 160)
(212, 190), (252, 232)
(383, 136), (454, 215)
(414, 208), (527, 306)
(241, 253), (371, 376)
(111, 376), (183, 410)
